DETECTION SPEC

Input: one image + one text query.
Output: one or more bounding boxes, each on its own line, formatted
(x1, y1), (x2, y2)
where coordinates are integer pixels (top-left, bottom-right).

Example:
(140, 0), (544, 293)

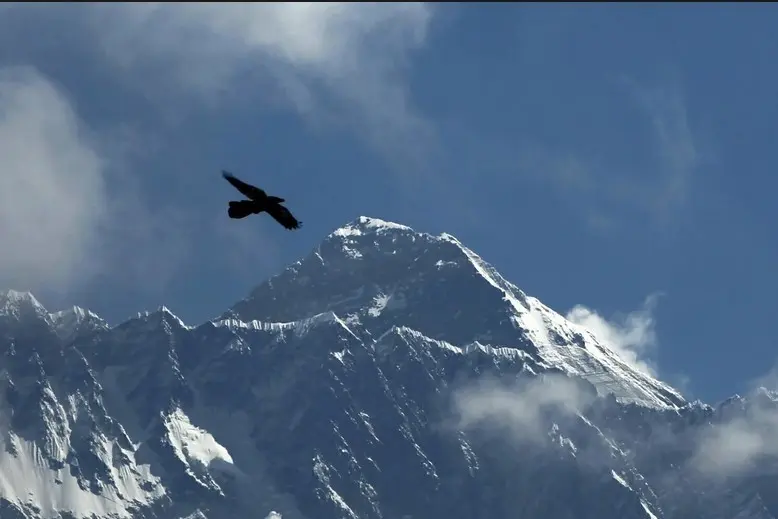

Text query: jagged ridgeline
(0, 217), (776, 519)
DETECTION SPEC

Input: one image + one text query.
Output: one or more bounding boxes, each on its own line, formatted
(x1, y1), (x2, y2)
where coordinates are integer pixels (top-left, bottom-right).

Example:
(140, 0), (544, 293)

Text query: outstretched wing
(265, 203), (302, 230)
(222, 171), (267, 201)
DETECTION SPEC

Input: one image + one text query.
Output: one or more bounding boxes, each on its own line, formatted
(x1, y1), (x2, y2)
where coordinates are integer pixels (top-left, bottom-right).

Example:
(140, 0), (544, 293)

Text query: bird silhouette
(222, 171), (302, 230)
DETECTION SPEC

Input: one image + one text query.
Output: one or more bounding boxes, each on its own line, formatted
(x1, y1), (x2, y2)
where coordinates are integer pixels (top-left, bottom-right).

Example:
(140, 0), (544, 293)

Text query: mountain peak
(225, 216), (684, 409)
(330, 215), (415, 239)
(1, 218), (770, 519)
(0, 289), (47, 318)
(150, 305), (190, 329)
(49, 305), (108, 341)
(49, 305), (102, 322)
(2, 288), (36, 301)
(1, 288), (43, 308)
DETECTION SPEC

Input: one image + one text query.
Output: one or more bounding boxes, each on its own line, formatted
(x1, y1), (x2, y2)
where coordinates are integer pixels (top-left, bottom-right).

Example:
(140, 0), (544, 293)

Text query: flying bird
(222, 171), (302, 230)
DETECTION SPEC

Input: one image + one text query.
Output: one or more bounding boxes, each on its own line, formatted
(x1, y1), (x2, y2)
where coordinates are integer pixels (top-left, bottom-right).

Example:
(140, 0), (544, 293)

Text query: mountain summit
(227, 216), (684, 409)
(0, 216), (775, 519)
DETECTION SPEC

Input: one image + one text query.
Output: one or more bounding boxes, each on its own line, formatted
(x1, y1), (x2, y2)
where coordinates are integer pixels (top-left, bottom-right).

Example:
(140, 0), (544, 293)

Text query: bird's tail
(227, 200), (256, 219)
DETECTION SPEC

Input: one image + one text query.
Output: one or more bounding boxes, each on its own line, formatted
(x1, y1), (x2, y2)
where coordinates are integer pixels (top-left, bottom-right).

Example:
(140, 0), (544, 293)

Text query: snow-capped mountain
(0, 216), (775, 519)
(225, 216), (683, 409)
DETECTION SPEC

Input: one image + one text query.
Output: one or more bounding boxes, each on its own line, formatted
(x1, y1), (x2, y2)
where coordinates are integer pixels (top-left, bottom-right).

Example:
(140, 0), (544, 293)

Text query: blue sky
(0, 4), (775, 403)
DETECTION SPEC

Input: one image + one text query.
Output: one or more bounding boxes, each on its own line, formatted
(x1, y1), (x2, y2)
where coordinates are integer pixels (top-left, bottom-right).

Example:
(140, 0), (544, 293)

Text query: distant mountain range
(0, 216), (775, 519)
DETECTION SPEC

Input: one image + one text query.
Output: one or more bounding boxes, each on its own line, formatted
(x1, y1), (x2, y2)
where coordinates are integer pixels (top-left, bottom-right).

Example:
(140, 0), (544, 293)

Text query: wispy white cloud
(679, 361), (778, 480)
(0, 66), (107, 295)
(566, 294), (662, 376)
(0, 2), (439, 240)
(453, 374), (594, 444)
(690, 387), (778, 479)
(0, 65), (237, 300)
(0, 4), (436, 299)
(83, 2), (436, 164)
(624, 79), (700, 225)
(517, 80), (700, 233)
(452, 358), (778, 487)
(0, 2), (438, 166)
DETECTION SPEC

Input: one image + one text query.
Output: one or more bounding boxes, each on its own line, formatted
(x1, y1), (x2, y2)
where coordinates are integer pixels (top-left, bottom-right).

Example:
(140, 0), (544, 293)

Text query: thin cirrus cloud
(626, 79), (700, 225)
(0, 2), (435, 149)
(516, 80), (700, 233)
(85, 2), (437, 164)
